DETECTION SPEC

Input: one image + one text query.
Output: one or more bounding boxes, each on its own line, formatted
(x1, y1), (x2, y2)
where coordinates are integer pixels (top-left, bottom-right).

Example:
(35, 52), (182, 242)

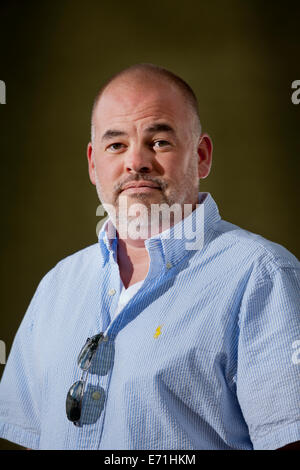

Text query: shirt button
(92, 391), (102, 401)
(108, 288), (116, 296)
(166, 262), (172, 269)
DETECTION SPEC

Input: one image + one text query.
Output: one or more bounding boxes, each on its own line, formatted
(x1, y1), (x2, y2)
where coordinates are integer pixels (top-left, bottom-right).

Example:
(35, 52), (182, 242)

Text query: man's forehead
(93, 79), (189, 128)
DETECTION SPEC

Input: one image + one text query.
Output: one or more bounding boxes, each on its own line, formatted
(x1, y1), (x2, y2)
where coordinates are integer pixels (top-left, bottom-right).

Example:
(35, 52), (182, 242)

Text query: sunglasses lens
(77, 333), (104, 370)
(66, 333), (105, 424)
(66, 380), (84, 422)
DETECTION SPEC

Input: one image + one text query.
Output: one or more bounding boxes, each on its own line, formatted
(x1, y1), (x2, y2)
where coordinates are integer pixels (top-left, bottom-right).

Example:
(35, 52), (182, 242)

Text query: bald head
(91, 64), (202, 142)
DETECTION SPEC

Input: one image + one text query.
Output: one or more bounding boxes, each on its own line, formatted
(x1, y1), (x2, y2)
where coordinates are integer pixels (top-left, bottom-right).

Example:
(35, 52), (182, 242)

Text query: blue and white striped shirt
(0, 192), (299, 450)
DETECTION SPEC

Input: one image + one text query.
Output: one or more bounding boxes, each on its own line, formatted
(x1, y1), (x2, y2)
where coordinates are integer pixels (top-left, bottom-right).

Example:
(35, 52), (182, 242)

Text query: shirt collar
(98, 192), (221, 268)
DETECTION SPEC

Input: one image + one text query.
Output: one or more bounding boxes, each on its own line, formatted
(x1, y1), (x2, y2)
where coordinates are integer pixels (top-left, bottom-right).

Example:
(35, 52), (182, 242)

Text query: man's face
(87, 76), (211, 234)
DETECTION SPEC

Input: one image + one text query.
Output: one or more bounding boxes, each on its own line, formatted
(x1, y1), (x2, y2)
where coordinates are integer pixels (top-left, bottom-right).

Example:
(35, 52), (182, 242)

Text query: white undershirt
(113, 279), (144, 321)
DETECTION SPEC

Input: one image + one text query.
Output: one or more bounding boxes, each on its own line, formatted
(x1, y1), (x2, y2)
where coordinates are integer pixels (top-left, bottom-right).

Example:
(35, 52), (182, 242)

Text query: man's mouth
(121, 181), (161, 194)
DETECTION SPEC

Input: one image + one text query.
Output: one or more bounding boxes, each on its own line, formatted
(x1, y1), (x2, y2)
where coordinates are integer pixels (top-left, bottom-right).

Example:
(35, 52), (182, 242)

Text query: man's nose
(124, 146), (153, 174)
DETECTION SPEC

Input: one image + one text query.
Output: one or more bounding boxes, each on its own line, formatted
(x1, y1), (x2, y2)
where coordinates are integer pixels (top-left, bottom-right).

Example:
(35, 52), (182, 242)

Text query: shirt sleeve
(236, 265), (300, 450)
(0, 281), (44, 450)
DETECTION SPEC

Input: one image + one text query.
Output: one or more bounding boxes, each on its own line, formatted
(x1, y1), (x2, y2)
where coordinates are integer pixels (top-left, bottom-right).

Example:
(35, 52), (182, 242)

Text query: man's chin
(118, 191), (166, 207)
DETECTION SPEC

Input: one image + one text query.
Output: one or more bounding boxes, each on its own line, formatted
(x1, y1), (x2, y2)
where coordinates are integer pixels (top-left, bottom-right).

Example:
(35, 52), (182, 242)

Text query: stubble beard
(94, 159), (199, 240)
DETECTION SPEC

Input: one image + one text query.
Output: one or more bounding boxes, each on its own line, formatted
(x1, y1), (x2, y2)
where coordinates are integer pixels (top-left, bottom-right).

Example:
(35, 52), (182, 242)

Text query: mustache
(114, 174), (168, 194)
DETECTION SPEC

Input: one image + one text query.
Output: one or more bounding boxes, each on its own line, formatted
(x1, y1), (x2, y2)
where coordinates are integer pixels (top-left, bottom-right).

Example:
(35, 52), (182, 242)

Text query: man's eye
(107, 143), (124, 151)
(153, 140), (171, 149)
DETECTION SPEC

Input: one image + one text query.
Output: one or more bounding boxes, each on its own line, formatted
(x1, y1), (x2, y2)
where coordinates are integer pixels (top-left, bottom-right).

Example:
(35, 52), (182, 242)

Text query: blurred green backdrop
(0, 0), (299, 450)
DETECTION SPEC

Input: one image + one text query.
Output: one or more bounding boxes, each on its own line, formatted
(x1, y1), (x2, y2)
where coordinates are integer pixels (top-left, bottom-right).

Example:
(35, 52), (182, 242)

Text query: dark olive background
(0, 0), (299, 450)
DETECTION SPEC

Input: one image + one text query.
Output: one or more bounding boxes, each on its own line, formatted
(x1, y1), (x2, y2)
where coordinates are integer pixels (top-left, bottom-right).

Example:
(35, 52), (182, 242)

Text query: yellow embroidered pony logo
(154, 325), (163, 339)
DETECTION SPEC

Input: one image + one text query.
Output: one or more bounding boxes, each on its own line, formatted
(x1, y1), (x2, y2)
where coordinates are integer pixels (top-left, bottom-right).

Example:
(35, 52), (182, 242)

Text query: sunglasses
(66, 332), (105, 426)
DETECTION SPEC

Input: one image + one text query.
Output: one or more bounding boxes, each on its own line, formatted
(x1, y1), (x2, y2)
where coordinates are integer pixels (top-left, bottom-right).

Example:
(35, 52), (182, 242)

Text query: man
(0, 64), (299, 450)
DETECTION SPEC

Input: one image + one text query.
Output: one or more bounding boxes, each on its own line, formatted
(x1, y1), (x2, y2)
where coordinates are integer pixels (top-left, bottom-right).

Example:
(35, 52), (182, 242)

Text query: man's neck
(117, 237), (149, 289)
(115, 196), (199, 289)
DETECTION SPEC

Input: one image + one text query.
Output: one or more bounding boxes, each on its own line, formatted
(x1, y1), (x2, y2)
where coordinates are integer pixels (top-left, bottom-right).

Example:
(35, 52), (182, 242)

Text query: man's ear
(197, 133), (213, 179)
(87, 142), (96, 186)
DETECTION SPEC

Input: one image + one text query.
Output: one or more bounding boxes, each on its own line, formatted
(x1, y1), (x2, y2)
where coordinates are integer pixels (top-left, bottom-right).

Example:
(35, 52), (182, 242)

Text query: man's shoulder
(55, 242), (100, 267)
(40, 242), (101, 286)
(212, 218), (299, 274)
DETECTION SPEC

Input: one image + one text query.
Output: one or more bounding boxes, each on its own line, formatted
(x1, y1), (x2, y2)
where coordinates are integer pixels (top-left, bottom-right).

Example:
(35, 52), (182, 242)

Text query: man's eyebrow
(101, 123), (175, 142)
(101, 129), (128, 141)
